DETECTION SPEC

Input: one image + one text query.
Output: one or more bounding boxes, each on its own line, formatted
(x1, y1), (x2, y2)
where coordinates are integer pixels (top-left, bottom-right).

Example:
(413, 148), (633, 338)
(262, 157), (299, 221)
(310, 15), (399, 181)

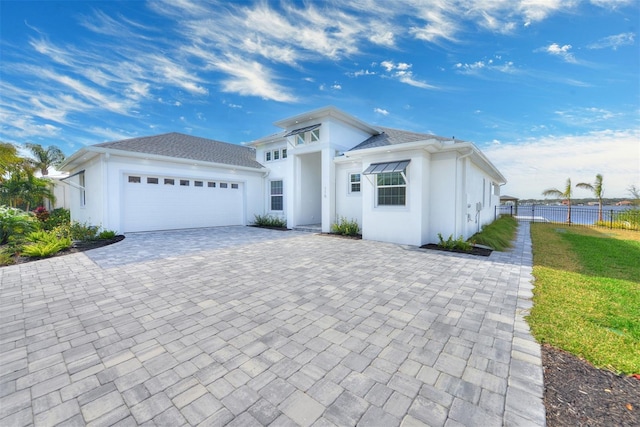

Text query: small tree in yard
(577, 174), (604, 221)
(542, 178), (574, 223)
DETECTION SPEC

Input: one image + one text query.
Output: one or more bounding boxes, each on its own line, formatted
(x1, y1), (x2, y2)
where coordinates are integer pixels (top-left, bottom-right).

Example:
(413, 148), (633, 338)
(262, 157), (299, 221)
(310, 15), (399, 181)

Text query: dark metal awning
(363, 160), (410, 175)
(284, 123), (321, 137)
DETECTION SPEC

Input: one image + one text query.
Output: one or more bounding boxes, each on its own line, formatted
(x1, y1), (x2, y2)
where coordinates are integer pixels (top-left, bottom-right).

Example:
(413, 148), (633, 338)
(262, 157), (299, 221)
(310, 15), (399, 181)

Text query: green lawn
(528, 224), (640, 374)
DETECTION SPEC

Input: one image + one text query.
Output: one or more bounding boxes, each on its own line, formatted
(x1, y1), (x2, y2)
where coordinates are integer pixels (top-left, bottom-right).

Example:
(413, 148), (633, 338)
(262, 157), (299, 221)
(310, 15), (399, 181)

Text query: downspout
(103, 153), (109, 231)
(454, 149), (473, 237)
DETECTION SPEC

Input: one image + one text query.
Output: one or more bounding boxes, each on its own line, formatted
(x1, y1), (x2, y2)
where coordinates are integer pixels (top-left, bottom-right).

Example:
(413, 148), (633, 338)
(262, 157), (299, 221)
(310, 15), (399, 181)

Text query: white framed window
(311, 128), (320, 142)
(220, 182), (228, 188)
(231, 183), (239, 189)
(164, 178), (175, 185)
(270, 180), (283, 211)
(296, 134), (305, 145)
(265, 151), (271, 162)
(282, 148), (287, 159)
(273, 150), (280, 160)
(128, 176), (141, 183)
(180, 179), (189, 186)
(79, 172), (86, 207)
(208, 182), (216, 188)
(194, 181), (203, 187)
(349, 173), (361, 193)
(147, 177), (159, 184)
(377, 171), (406, 206)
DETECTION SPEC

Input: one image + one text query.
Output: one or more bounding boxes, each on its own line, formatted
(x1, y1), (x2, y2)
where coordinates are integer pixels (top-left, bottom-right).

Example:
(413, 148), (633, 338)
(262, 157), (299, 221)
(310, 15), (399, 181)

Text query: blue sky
(1, 0), (638, 198)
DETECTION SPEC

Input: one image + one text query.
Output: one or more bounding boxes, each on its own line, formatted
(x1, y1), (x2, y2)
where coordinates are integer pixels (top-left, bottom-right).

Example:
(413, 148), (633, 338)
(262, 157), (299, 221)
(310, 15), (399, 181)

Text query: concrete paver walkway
(0, 223), (545, 426)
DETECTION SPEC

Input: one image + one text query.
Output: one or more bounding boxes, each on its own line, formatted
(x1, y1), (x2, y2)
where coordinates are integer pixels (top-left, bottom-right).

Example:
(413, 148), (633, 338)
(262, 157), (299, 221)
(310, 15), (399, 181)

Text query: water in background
(498, 204), (635, 225)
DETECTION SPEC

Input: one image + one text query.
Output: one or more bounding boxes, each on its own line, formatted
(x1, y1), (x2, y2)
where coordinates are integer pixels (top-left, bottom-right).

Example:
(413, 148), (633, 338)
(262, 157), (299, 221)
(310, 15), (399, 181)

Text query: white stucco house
(59, 106), (506, 246)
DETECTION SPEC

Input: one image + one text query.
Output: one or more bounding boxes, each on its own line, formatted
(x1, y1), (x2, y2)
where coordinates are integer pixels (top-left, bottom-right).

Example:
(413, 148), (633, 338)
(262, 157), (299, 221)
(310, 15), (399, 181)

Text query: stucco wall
(360, 150), (428, 246)
(68, 155), (105, 229)
(71, 154), (264, 233)
(334, 162), (363, 229)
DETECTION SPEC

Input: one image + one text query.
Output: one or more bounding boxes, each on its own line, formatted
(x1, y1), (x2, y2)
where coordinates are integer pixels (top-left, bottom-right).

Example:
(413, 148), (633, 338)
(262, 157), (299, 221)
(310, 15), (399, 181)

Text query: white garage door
(122, 175), (244, 232)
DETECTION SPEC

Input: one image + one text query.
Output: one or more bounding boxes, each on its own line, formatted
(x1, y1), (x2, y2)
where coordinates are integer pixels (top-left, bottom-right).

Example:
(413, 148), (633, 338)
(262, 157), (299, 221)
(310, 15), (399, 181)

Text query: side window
(270, 180), (283, 211)
(79, 172), (86, 207)
(311, 128), (320, 142)
(349, 173), (361, 193)
(377, 170), (406, 206)
(265, 151), (271, 162)
(273, 150), (280, 160)
(282, 148), (287, 159)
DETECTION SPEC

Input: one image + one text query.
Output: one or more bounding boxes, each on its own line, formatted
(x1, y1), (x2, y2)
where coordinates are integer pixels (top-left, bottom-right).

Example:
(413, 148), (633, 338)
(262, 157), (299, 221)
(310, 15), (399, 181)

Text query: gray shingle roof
(95, 132), (264, 169)
(349, 127), (455, 151)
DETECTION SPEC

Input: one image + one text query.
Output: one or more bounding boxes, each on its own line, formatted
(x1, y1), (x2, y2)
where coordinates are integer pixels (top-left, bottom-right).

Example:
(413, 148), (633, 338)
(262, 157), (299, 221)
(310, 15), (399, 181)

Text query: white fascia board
(58, 149), (100, 171)
(274, 106), (380, 135)
(439, 142), (507, 184)
(76, 146), (267, 173)
(245, 131), (288, 147)
(341, 139), (443, 159)
(340, 139), (506, 184)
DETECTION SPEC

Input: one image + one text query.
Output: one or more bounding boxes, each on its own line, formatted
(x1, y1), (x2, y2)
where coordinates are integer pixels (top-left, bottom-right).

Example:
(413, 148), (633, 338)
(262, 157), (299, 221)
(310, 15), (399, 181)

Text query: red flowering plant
(33, 206), (50, 222)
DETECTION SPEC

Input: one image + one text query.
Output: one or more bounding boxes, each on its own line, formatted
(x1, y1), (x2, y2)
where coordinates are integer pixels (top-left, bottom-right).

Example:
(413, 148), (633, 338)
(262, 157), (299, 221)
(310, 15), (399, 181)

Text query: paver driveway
(0, 224), (545, 426)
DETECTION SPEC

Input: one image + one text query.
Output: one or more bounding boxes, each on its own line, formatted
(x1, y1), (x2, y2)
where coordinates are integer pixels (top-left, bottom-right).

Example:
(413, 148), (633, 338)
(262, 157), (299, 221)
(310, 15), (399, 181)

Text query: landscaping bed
(420, 243), (492, 256)
(4, 235), (124, 266)
(543, 344), (639, 426)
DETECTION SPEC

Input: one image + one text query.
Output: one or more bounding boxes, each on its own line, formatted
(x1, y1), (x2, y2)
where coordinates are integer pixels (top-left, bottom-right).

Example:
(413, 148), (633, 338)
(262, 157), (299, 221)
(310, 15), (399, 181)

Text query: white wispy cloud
(214, 55), (297, 103)
(484, 129), (640, 198)
(588, 32), (635, 50)
(538, 43), (577, 63)
(554, 107), (621, 126)
(374, 108), (389, 116)
(379, 61), (436, 89)
(454, 57), (516, 75)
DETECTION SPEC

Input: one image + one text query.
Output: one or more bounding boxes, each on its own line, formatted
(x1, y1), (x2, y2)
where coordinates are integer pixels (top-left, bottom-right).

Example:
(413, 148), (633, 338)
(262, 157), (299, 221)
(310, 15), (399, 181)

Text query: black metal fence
(496, 204), (639, 231)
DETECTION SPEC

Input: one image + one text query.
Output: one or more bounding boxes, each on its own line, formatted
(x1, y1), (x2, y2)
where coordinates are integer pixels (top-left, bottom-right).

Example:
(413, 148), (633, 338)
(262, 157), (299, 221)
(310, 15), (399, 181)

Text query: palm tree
(577, 174), (604, 222)
(1, 142), (23, 179)
(25, 143), (65, 176)
(542, 178), (573, 223)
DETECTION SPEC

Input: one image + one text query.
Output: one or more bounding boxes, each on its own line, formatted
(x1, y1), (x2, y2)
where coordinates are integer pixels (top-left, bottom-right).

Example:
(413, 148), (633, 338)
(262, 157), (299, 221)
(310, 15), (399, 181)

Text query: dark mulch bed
(542, 344), (640, 426)
(248, 225), (290, 231)
(3, 235), (125, 266)
(319, 232), (362, 240)
(420, 243), (493, 256)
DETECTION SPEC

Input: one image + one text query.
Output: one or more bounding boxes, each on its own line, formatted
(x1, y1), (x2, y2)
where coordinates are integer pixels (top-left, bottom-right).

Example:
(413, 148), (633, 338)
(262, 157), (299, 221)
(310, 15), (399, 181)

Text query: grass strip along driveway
(528, 224), (640, 375)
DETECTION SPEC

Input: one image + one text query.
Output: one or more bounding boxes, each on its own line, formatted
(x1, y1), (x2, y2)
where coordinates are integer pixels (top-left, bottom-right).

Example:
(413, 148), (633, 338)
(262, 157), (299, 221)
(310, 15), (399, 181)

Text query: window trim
(79, 172), (86, 207)
(348, 172), (361, 194)
(270, 180), (283, 211)
(375, 170), (407, 207)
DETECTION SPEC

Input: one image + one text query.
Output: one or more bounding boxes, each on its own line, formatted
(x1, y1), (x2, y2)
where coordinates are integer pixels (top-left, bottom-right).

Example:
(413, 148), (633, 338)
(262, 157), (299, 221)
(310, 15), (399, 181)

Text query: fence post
(610, 209), (614, 229)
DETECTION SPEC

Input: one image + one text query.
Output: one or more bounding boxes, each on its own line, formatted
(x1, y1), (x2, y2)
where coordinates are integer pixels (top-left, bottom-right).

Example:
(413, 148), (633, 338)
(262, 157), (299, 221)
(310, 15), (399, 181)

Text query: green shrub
(0, 206), (39, 245)
(331, 217), (360, 236)
(469, 216), (518, 251)
(68, 221), (100, 241)
(21, 240), (69, 258)
(42, 208), (70, 231)
(437, 233), (473, 252)
(253, 214), (287, 228)
(0, 249), (15, 266)
(98, 230), (117, 239)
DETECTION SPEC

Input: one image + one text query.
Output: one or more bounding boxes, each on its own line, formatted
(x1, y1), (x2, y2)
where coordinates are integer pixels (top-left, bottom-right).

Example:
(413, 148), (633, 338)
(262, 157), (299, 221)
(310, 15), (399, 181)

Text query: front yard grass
(528, 224), (640, 374)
